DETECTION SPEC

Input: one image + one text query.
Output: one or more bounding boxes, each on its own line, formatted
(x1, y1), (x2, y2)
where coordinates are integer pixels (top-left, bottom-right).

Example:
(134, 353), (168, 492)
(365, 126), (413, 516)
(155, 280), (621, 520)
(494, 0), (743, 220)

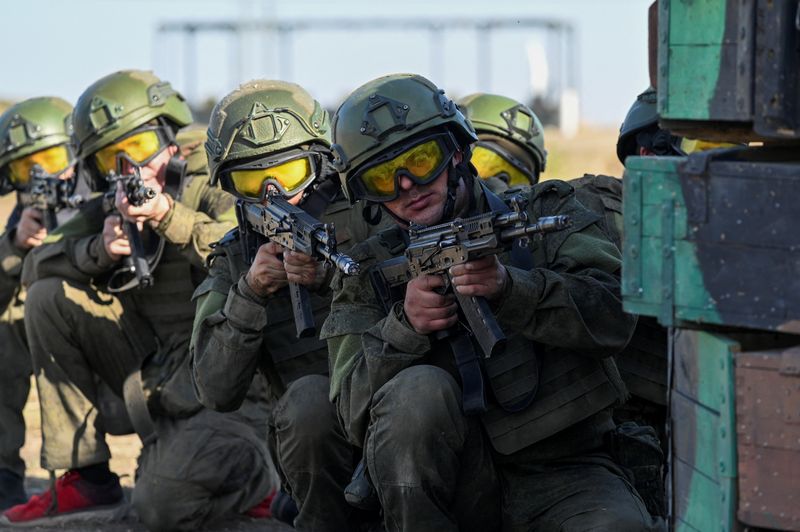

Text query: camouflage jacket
(0, 205), (27, 310)
(321, 179), (637, 455)
(191, 195), (390, 411)
(21, 128), (235, 287)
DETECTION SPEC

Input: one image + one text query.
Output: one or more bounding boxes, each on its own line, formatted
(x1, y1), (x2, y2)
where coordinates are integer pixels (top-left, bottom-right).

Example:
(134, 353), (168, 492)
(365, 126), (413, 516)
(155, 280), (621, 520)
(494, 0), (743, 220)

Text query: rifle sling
(480, 182), (534, 271)
(445, 329), (488, 415)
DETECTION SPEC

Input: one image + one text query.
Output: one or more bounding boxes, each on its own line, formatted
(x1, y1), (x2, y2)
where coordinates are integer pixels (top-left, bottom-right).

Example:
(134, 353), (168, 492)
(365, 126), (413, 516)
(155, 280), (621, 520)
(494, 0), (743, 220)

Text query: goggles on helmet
(6, 144), (74, 189)
(348, 131), (458, 203)
(219, 151), (322, 202)
(470, 142), (535, 187)
(94, 127), (171, 176)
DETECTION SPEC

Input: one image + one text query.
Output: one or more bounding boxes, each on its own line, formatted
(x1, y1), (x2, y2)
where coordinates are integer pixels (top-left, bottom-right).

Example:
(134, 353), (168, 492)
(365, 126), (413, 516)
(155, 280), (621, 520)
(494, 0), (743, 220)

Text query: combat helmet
(0, 97), (75, 194)
(458, 93), (546, 185)
(205, 80), (331, 200)
(73, 70), (192, 188)
(331, 73), (478, 204)
(616, 87), (659, 163)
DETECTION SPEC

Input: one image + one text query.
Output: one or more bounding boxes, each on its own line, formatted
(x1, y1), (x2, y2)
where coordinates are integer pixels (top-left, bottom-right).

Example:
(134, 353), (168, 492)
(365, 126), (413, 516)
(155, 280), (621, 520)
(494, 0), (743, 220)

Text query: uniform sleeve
(153, 174), (237, 270)
(190, 249), (269, 412)
(0, 228), (26, 308)
(494, 194), (636, 359)
(20, 199), (114, 287)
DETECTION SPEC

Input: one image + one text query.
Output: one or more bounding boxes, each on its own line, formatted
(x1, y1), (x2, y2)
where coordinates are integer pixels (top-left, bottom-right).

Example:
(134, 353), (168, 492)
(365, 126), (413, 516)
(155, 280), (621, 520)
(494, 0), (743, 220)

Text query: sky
(0, 0), (652, 126)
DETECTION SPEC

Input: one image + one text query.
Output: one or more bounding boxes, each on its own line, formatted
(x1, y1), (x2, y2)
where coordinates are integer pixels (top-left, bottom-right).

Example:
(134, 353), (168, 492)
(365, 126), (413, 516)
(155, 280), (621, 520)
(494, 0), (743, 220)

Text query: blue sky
(0, 0), (652, 125)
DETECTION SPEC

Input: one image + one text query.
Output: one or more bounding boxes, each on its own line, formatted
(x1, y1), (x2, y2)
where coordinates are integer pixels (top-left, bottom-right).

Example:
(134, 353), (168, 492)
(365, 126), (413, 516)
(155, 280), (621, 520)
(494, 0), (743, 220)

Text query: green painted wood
(622, 156), (722, 327)
(667, 0), (728, 45)
(672, 330), (740, 532)
(674, 458), (738, 532)
(659, 0), (727, 119)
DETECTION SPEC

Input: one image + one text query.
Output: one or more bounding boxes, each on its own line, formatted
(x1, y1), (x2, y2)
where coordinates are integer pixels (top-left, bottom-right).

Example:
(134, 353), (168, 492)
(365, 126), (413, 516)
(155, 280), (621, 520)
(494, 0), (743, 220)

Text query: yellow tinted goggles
(471, 144), (534, 187)
(94, 129), (166, 175)
(8, 144), (72, 187)
(353, 136), (452, 201)
(679, 138), (741, 154)
(225, 156), (316, 201)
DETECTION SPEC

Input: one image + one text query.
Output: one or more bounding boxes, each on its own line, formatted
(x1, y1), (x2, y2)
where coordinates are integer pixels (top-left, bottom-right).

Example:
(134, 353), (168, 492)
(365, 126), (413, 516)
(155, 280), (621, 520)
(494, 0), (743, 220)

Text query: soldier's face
(383, 151), (463, 226)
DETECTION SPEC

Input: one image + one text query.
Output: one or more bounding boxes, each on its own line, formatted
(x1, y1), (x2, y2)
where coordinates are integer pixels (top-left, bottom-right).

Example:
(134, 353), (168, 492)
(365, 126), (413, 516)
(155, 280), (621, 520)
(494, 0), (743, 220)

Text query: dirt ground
(2, 125), (622, 530)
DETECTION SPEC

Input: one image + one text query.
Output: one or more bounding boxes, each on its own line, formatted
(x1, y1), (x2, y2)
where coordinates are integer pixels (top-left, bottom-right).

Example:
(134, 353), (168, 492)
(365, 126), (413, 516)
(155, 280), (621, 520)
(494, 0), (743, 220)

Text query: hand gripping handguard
(237, 193), (361, 338)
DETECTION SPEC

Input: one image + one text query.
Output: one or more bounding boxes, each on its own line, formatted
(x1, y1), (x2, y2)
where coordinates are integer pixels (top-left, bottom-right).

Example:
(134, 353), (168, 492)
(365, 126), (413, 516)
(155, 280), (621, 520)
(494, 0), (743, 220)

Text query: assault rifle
(371, 195), (571, 359)
(104, 168), (158, 290)
(19, 168), (84, 231)
(236, 194), (361, 338)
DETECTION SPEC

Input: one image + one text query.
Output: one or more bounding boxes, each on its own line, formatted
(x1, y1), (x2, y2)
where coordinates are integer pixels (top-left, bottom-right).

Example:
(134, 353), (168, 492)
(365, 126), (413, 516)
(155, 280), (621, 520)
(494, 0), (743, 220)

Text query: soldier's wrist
(149, 193), (173, 226)
(238, 273), (271, 305)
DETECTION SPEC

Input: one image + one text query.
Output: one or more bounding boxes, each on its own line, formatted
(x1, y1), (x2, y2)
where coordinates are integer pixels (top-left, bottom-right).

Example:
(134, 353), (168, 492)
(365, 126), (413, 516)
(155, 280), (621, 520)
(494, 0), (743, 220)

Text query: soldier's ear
(452, 150), (464, 165)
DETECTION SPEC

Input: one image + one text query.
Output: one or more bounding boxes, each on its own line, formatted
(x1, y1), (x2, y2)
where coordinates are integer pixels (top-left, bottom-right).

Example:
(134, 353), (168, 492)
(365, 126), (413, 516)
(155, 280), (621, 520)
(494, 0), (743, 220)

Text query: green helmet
(205, 79), (330, 187)
(73, 70), (192, 160)
(616, 87), (658, 163)
(331, 73), (477, 202)
(457, 93), (547, 174)
(0, 97), (74, 193)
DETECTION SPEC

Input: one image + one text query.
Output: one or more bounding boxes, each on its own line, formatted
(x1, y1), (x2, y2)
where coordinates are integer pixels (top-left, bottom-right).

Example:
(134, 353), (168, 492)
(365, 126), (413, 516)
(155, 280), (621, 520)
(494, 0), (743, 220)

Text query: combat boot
(0, 469), (126, 527)
(0, 469), (26, 511)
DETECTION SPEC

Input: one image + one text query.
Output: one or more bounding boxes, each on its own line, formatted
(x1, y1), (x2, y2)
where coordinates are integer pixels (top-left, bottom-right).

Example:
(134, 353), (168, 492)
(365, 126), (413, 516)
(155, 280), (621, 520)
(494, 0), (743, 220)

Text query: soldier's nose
(398, 174), (415, 191)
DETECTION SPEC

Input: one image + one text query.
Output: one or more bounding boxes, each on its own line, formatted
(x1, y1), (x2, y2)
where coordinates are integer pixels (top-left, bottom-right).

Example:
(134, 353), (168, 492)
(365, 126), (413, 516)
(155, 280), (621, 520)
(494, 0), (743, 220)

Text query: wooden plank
(736, 346), (800, 530)
(673, 457), (739, 532)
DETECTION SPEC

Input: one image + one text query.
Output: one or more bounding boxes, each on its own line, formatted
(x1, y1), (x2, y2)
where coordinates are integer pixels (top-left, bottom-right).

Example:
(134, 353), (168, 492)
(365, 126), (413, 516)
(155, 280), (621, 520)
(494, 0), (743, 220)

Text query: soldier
(457, 92), (546, 192)
(321, 74), (664, 531)
(464, 91), (668, 516)
(1, 70), (274, 530)
(0, 97), (78, 511)
(191, 80), (383, 531)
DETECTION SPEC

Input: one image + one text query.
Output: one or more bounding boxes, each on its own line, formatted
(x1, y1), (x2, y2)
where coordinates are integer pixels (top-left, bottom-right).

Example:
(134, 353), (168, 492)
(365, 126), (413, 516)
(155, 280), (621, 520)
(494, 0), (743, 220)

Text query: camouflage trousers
(495, 449), (666, 531)
(270, 374), (374, 531)
(0, 295), (29, 478)
(24, 277), (274, 531)
(339, 364), (502, 532)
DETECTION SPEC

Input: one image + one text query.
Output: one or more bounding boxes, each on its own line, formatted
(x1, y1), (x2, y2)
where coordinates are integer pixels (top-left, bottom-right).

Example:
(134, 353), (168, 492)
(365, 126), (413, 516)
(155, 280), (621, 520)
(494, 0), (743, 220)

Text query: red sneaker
(0, 470), (126, 527)
(244, 489), (276, 519)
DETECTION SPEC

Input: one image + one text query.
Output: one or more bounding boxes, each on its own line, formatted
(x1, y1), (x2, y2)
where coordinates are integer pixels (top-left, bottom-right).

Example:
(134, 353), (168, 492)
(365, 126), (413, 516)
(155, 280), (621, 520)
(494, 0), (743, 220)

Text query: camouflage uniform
(460, 93), (668, 516)
(21, 124), (274, 530)
(0, 206), (31, 482)
(324, 74), (664, 531)
(191, 80), (386, 531)
(0, 97), (80, 509)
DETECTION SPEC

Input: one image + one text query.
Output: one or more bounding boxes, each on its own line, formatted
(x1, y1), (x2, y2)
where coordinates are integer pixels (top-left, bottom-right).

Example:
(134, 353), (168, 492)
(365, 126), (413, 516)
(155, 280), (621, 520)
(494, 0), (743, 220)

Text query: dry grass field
(3, 125), (622, 530)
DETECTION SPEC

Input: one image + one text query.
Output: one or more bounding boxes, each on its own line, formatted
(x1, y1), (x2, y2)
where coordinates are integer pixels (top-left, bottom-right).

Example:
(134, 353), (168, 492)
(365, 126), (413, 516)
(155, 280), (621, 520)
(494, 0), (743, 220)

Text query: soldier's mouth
(405, 193), (432, 211)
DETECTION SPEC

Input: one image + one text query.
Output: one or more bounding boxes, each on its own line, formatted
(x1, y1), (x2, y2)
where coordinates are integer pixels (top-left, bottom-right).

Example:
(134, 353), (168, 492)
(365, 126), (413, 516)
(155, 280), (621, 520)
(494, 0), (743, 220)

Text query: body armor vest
(367, 180), (625, 455)
(211, 196), (374, 398)
(571, 174), (668, 407)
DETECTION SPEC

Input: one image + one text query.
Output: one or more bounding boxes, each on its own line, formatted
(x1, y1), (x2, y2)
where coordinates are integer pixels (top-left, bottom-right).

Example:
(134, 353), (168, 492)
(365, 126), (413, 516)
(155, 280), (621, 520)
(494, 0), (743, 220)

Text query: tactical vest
(366, 180), (626, 455)
(570, 174), (668, 407)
